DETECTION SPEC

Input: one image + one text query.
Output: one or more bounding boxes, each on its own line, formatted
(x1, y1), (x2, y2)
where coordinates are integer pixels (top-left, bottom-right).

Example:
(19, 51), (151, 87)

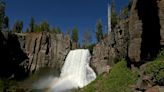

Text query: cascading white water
(46, 49), (96, 92)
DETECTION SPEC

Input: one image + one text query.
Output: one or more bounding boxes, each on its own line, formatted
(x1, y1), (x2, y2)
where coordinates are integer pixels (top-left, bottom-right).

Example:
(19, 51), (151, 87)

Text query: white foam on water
(34, 49), (96, 92)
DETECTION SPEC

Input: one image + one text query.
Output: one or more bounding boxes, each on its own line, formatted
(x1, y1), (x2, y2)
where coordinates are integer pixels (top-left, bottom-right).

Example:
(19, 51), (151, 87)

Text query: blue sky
(5, 0), (129, 43)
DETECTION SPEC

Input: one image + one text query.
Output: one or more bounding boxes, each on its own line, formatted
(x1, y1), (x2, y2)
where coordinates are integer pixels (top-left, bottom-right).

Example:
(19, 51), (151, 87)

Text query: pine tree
(96, 19), (103, 42)
(13, 20), (23, 33)
(40, 21), (49, 32)
(71, 27), (78, 43)
(52, 27), (61, 34)
(111, 0), (118, 29)
(4, 16), (9, 29)
(0, 1), (5, 31)
(26, 28), (29, 33)
(30, 17), (35, 32)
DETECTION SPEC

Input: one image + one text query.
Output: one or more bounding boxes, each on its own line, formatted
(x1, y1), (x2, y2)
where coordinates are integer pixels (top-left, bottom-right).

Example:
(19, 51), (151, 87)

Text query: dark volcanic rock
(0, 31), (28, 79)
(129, 0), (164, 62)
(158, 0), (164, 46)
(91, 19), (129, 75)
(18, 32), (71, 74)
(90, 0), (164, 74)
(0, 31), (71, 79)
(128, 0), (142, 62)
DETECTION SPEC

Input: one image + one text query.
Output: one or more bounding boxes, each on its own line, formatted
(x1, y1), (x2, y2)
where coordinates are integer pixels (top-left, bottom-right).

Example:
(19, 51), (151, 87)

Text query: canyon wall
(91, 19), (129, 75)
(129, 0), (164, 62)
(92, 0), (164, 75)
(0, 31), (71, 79)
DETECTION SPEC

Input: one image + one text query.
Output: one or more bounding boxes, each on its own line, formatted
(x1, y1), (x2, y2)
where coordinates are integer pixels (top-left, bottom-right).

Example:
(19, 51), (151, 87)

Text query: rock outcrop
(0, 31), (28, 79)
(91, 0), (164, 74)
(18, 32), (71, 74)
(91, 19), (129, 75)
(0, 31), (71, 78)
(158, 0), (164, 46)
(129, 0), (164, 62)
(128, 0), (142, 62)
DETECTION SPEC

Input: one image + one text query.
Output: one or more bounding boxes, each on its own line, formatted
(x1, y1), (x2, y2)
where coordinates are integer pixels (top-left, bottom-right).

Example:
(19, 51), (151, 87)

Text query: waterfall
(47, 49), (96, 92)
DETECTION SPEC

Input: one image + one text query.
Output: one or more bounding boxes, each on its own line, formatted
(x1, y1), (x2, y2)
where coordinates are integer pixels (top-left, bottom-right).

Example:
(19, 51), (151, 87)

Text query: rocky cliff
(92, 0), (164, 75)
(129, 0), (164, 62)
(18, 32), (71, 74)
(91, 19), (129, 75)
(0, 31), (71, 79)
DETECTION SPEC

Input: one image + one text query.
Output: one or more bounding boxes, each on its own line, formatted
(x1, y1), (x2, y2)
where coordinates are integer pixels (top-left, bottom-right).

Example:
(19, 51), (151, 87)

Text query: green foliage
(79, 59), (139, 92)
(0, 1), (5, 31)
(0, 79), (17, 92)
(144, 49), (164, 86)
(30, 17), (35, 32)
(13, 20), (23, 33)
(128, 0), (133, 10)
(156, 48), (164, 60)
(40, 21), (49, 32)
(111, 1), (118, 29)
(4, 16), (9, 29)
(71, 27), (78, 43)
(25, 28), (29, 33)
(120, 6), (129, 19)
(52, 27), (61, 34)
(145, 61), (164, 85)
(34, 24), (41, 32)
(96, 19), (103, 42)
(111, 13), (118, 28)
(84, 44), (95, 55)
(0, 79), (4, 92)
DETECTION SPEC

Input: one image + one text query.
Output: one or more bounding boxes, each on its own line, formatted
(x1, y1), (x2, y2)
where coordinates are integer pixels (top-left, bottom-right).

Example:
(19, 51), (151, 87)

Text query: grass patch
(145, 60), (164, 86)
(144, 48), (164, 86)
(78, 59), (139, 92)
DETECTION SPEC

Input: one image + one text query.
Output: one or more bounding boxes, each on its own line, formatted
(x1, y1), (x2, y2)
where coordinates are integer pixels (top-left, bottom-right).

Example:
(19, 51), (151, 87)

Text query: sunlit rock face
(16, 32), (71, 74)
(47, 49), (96, 92)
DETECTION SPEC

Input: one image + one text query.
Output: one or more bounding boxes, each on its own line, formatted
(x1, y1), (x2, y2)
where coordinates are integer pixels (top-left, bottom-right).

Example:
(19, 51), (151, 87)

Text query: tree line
(0, 0), (130, 48)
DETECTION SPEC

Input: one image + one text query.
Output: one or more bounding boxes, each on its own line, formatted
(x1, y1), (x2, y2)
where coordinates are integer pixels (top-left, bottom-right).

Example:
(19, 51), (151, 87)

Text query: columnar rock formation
(158, 0), (164, 46)
(0, 31), (71, 79)
(91, 19), (129, 75)
(129, 0), (164, 62)
(92, 0), (164, 75)
(18, 32), (71, 74)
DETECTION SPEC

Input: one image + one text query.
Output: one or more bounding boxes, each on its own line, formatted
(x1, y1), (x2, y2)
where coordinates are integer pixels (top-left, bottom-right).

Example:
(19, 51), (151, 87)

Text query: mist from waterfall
(34, 49), (96, 92)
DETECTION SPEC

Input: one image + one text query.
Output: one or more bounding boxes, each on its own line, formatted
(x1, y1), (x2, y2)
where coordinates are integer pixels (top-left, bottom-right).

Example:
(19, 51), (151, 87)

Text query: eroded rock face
(128, 0), (142, 62)
(17, 32), (71, 74)
(158, 0), (164, 46)
(0, 31), (28, 79)
(91, 19), (129, 75)
(91, 44), (112, 75)
(128, 0), (164, 62)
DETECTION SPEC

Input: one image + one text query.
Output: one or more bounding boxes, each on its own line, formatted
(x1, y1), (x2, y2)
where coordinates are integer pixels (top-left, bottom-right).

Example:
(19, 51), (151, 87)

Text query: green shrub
(0, 79), (4, 92)
(84, 44), (95, 55)
(144, 48), (164, 86)
(78, 59), (139, 92)
(145, 61), (164, 85)
(156, 48), (164, 60)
